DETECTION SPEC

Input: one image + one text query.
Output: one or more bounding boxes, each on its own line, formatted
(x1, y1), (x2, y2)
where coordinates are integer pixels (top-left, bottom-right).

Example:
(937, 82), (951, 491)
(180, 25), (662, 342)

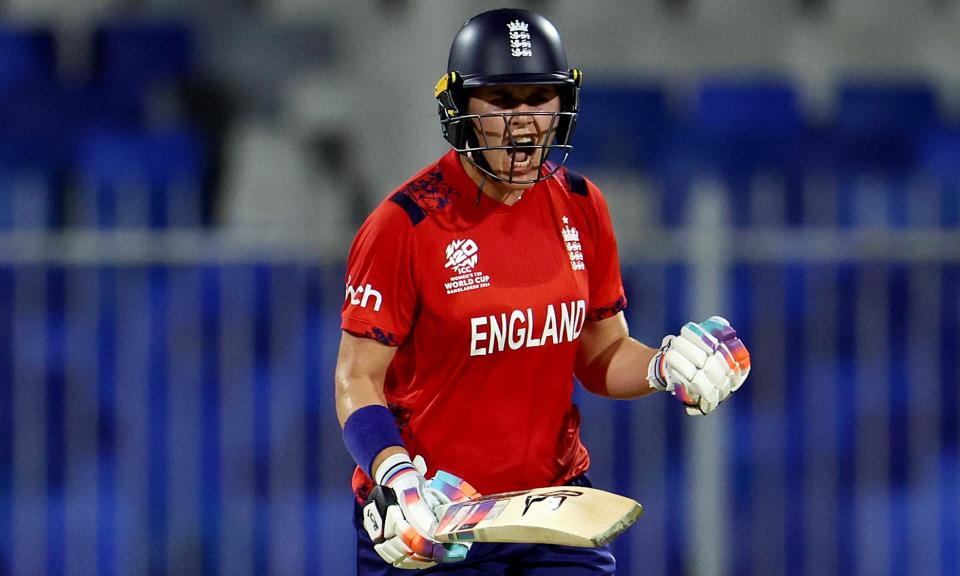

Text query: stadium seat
(0, 25), (59, 229)
(919, 125), (960, 185)
(0, 25), (56, 97)
(74, 127), (206, 229)
(685, 78), (803, 178)
(664, 79), (804, 226)
(833, 81), (938, 173)
(92, 21), (193, 104)
(567, 82), (672, 171)
(0, 83), (142, 229)
(918, 126), (960, 227)
(830, 82), (940, 227)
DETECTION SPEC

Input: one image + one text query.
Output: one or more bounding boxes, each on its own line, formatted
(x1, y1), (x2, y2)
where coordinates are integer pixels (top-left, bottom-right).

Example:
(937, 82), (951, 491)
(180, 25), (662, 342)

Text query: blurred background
(0, 0), (958, 574)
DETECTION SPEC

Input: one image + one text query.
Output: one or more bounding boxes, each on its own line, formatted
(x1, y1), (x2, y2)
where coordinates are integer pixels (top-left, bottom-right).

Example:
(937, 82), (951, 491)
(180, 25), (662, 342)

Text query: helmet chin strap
(475, 169), (487, 206)
(467, 150), (530, 206)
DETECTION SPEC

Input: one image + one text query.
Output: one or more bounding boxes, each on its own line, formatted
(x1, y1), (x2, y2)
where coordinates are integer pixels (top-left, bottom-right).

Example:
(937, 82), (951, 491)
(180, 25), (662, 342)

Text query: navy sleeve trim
(565, 170), (589, 197)
(587, 294), (628, 322)
(343, 325), (402, 347)
(389, 191), (427, 226)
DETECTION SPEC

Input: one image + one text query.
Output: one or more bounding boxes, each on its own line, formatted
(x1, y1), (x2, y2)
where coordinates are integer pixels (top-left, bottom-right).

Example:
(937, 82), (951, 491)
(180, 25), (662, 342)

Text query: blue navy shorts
(354, 475), (616, 575)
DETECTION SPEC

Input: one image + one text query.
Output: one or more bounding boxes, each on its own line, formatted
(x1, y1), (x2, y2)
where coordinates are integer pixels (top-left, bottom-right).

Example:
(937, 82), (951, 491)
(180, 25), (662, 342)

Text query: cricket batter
(336, 8), (751, 574)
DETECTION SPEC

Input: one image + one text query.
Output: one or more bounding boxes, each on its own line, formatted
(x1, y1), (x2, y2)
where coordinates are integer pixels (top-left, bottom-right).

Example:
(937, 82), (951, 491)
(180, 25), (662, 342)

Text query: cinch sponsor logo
(469, 300), (586, 356)
(345, 276), (383, 312)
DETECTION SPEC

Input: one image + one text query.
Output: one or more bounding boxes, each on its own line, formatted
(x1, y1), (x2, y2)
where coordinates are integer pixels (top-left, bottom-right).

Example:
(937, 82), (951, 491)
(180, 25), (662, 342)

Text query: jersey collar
(439, 149), (551, 214)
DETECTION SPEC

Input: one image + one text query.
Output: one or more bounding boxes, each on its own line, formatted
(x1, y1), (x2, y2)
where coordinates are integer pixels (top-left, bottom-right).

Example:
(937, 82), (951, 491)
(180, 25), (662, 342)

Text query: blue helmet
(435, 8), (582, 183)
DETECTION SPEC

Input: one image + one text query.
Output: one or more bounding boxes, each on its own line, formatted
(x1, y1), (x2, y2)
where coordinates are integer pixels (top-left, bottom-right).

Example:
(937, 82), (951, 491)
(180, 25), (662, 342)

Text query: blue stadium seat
(0, 25), (56, 97)
(0, 26), (58, 229)
(0, 83), (142, 229)
(833, 81), (938, 173)
(0, 83), (142, 170)
(92, 21), (193, 104)
(685, 78), (803, 177)
(919, 125), (960, 185)
(567, 82), (672, 171)
(664, 79), (804, 226)
(830, 82), (940, 227)
(918, 126), (960, 227)
(75, 127), (206, 229)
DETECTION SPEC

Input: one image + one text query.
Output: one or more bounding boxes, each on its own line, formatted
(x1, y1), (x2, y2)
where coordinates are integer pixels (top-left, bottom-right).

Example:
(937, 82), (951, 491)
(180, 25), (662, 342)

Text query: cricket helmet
(435, 8), (582, 183)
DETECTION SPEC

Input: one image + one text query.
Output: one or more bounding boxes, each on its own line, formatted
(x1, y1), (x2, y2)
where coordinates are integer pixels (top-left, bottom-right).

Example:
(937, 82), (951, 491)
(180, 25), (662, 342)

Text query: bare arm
(335, 330), (408, 474)
(574, 311), (661, 399)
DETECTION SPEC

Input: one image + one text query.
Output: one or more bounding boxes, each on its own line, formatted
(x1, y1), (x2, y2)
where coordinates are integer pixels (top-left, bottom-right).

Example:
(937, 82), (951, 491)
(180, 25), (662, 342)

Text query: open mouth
(508, 135), (539, 170)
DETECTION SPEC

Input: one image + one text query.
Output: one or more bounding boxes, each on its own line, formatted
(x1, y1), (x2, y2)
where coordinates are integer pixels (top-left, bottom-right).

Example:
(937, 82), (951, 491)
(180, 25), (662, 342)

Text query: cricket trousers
(354, 474), (617, 575)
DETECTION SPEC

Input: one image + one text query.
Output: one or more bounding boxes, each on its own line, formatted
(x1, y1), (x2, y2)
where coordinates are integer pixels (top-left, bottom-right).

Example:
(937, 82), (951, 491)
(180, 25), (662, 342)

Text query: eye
(525, 90), (558, 106)
(491, 95), (520, 108)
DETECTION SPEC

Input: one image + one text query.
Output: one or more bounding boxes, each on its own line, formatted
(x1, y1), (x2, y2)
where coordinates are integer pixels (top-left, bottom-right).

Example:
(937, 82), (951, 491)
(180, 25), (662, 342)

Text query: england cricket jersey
(342, 150), (626, 501)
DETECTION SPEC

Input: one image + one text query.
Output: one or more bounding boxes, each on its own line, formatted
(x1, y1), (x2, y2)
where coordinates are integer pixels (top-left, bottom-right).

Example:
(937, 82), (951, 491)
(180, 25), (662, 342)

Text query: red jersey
(341, 150), (626, 501)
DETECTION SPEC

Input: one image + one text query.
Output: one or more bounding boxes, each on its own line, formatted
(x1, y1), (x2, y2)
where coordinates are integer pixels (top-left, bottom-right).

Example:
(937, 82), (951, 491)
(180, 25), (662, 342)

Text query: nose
(508, 105), (536, 130)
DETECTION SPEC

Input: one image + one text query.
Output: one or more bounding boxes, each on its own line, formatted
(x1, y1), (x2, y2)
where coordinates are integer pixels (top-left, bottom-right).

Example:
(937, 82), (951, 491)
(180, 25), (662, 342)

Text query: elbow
(574, 361), (612, 397)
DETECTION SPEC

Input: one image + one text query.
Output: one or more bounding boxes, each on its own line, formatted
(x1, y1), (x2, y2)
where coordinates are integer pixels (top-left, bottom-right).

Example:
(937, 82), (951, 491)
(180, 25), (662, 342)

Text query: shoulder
(557, 166), (591, 197)
(549, 164), (604, 202)
(550, 165), (610, 215)
(386, 161), (461, 226)
(353, 158), (464, 250)
(359, 160), (455, 231)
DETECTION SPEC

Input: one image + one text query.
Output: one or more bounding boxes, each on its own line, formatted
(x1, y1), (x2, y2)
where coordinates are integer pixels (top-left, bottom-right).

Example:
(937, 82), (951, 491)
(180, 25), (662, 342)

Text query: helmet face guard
(437, 78), (580, 184)
(435, 9), (582, 184)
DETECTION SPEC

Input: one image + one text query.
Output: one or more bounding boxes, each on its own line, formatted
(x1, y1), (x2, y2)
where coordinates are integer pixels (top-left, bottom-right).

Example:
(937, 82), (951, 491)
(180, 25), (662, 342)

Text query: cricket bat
(432, 486), (642, 547)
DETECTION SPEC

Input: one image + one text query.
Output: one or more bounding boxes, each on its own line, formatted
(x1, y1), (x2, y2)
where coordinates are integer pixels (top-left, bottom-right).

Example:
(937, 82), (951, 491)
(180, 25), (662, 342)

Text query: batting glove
(362, 455), (478, 569)
(647, 316), (751, 415)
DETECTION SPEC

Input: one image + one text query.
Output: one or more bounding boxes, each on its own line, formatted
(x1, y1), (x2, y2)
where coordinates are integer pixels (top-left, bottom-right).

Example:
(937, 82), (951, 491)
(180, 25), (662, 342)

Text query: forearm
(336, 331), (410, 478)
(578, 335), (661, 399)
(335, 369), (388, 427)
(602, 337), (660, 399)
(335, 331), (393, 426)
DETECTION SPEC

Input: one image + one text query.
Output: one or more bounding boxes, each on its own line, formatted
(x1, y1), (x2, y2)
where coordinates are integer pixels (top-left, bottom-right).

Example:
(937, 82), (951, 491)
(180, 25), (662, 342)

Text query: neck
(460, 155), (534, 206)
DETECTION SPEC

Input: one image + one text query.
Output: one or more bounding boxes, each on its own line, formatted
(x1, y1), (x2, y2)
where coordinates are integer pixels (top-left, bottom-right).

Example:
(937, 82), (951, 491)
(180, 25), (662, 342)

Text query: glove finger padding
(672, 330), (712, 368)
(700, 316), (735, 340)
(680, 322), (722, 356)
(670, 371), (718, 416)
(397, 463), (478, 564)
(366, 503), (437, 568)
(423, 470), (479, 563)
(374, 522), (436, 568)
(702, 316), (751, 383)
(724, 338), (751, 391)
(650, 316), (752, 415)
(425, 470), (479, 508)
(368, 513), (444, 569)
(364, 457), (473, 569)
(702, 351), (734, 401)
(663, 347), (700, 382)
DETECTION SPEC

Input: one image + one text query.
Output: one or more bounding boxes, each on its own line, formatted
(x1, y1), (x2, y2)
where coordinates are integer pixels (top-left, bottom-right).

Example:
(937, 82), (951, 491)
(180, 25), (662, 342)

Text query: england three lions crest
(561, 216), (585, 271)
(507, 20), (532, 57)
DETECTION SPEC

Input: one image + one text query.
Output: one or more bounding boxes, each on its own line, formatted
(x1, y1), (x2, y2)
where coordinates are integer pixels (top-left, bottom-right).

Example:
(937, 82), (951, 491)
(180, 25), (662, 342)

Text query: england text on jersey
(469, 299), (586, 356)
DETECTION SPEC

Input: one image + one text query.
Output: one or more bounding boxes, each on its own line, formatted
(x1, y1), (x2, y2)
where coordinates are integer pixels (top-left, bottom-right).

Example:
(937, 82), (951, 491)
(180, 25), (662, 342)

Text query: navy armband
(342, 405), (405, 478)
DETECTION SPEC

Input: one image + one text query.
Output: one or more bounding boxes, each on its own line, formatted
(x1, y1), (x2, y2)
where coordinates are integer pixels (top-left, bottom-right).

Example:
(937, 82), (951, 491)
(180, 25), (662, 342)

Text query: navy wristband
(342, 405), (405, 478)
